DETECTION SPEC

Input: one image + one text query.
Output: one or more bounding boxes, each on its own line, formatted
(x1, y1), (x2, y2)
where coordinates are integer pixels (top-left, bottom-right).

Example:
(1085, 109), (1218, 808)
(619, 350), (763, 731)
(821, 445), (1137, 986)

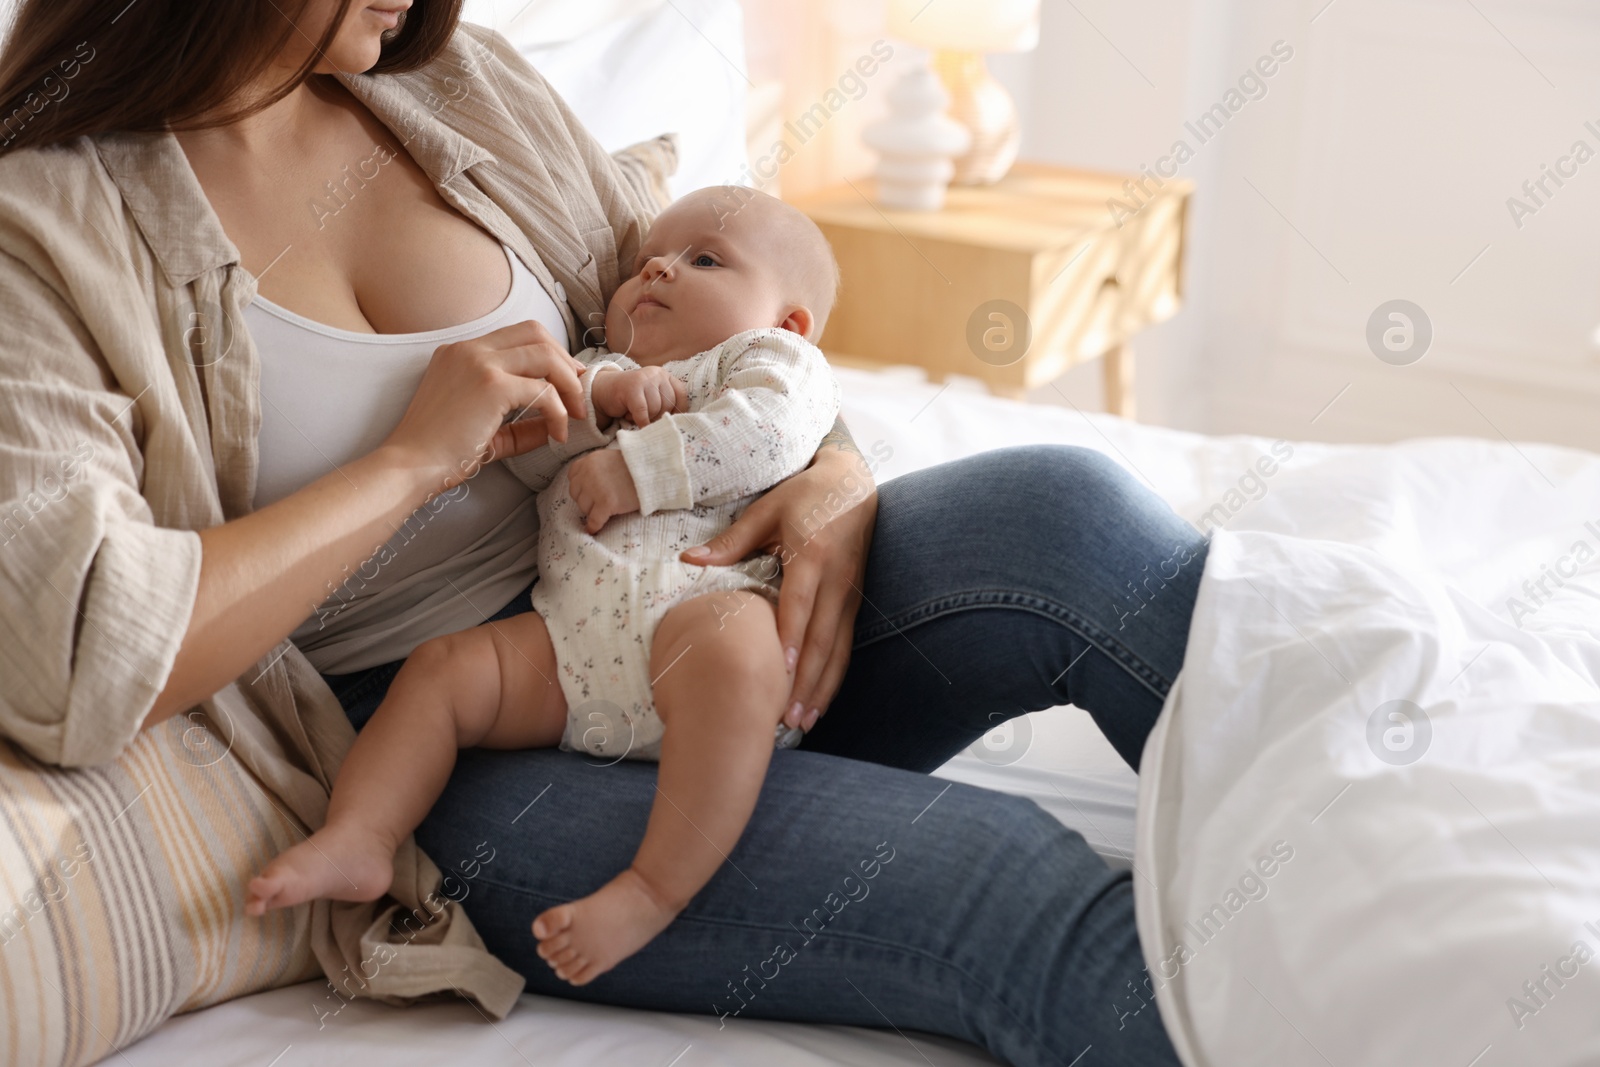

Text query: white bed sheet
(121, 982), (1000, 1067)
(128, 366), (1337, 1066)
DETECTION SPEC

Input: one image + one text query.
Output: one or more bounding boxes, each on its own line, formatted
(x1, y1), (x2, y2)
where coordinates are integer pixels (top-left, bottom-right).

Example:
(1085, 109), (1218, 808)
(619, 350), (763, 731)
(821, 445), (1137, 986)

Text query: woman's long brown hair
(0, 0), (464, 155)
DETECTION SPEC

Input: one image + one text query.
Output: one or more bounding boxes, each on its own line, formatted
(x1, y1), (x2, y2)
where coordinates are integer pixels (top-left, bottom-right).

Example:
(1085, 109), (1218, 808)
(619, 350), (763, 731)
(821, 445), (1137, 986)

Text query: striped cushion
(0, 713), (318, 1066)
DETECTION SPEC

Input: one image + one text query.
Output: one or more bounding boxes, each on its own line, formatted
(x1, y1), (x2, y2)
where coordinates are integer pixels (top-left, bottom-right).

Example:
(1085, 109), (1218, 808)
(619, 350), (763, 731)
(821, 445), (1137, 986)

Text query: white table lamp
(862, 65), (971, 212)
(888, 0), (1040, 185)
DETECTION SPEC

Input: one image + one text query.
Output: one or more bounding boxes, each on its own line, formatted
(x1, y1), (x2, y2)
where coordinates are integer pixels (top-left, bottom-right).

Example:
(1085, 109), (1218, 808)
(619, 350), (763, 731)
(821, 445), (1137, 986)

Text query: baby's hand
(591, 366), (686, 427)
(567, 450), (641, 533)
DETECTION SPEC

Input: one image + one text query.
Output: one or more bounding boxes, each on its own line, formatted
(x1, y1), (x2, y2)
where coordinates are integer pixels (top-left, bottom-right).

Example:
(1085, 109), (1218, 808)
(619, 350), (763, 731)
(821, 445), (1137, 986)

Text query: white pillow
(461, 0), (750, 199)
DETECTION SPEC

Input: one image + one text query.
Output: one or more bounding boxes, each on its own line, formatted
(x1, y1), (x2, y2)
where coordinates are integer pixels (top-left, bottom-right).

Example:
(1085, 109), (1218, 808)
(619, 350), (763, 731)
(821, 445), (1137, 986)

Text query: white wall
(1004, 0), (1600, 452)
(6, 0), (1588, 449)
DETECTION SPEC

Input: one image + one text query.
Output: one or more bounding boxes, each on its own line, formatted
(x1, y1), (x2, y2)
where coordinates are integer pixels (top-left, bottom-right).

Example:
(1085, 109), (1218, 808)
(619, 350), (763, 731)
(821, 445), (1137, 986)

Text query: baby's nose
(643, 254), (678, 281)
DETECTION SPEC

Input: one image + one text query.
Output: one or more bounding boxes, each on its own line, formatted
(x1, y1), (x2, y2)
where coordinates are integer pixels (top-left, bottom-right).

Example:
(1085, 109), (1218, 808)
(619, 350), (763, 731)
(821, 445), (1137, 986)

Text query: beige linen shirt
(0, 25), (672, 1017)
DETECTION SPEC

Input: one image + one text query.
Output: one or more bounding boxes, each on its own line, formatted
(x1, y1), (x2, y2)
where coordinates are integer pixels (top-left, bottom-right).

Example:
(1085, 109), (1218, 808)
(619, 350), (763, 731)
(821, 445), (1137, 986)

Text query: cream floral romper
(509, 328), (840, 761)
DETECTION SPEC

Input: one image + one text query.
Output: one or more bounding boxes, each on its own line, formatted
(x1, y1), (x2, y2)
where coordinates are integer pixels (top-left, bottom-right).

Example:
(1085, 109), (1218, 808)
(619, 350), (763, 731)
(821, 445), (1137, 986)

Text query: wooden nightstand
(790, 162), (1191, 418)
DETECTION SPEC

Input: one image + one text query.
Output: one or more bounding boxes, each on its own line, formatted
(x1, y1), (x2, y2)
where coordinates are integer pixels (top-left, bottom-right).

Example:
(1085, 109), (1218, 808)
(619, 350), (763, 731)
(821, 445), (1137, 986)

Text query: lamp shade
(887, 0), (1040, 52)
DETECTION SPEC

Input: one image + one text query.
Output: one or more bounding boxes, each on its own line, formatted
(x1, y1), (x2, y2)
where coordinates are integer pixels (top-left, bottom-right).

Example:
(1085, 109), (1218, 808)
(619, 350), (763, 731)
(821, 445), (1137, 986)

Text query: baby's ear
(778, 305), (816, 341)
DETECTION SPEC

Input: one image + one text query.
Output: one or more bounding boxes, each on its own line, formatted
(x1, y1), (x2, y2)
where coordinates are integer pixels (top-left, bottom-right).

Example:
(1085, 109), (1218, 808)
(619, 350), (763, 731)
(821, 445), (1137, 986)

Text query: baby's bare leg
(246, 611), (567, 915)
(534, 591), (787, 985)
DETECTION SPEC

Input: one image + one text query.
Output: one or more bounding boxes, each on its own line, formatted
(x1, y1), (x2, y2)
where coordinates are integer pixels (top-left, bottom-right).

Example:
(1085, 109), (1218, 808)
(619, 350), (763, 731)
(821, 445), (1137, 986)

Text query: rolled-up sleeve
(0, 250), (200, 767)
(617, 331), (842, 516)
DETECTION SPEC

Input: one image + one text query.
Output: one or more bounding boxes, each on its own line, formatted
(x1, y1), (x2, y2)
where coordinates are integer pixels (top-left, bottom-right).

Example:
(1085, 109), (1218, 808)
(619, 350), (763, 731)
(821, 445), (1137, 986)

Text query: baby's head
(603, 187), (840, 365)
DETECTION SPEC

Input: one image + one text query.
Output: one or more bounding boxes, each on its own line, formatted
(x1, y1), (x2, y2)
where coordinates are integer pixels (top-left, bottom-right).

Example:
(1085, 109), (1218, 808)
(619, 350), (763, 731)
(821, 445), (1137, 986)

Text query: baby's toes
(545, 946), (580, 972)
(567, 960), (601, 987)
(537, 933), (572, 961)
(533, 904), (575, 941)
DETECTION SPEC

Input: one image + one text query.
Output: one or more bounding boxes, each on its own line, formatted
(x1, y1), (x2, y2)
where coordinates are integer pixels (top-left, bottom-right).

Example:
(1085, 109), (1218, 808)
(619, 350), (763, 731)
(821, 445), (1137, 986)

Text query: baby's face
(603, 191), (806, 366)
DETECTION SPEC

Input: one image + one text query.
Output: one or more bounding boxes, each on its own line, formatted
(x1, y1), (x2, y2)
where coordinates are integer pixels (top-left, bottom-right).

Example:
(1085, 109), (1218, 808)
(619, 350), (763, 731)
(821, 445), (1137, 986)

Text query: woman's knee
(969, 444), (1148, 520)
(877, 445), (1196, 589)
(879, 445), (1145, 530)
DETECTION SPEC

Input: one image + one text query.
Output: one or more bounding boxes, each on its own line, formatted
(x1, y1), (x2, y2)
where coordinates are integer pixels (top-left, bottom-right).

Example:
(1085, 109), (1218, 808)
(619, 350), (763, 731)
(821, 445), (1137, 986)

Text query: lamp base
(862, 62), (972, 212)
(933, 51), (1021, 186)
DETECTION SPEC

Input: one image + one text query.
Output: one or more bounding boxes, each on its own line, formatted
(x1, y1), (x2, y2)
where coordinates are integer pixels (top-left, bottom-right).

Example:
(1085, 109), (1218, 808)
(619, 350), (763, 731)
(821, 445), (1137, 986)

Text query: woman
(0, 2), (1206, 1064)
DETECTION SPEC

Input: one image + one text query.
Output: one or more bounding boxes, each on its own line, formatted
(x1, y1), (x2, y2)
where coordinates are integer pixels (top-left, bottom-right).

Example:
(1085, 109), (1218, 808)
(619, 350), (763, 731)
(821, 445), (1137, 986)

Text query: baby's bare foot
(532, 868), (681, 985)
(246, 823), (396, 916)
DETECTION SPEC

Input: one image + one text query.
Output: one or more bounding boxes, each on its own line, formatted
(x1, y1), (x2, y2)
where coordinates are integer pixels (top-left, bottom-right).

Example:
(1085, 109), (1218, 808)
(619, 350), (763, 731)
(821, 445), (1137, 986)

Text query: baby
(247, 187), (842, 987)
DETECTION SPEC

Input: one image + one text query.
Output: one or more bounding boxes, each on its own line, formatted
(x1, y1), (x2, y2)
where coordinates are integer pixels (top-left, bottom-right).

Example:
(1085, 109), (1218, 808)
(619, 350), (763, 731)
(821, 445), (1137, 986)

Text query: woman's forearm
(810, 417), (874, 492)
(816, 415), (863, 462)
(145, 319), (587, 728)
(146, 444), (445, 725)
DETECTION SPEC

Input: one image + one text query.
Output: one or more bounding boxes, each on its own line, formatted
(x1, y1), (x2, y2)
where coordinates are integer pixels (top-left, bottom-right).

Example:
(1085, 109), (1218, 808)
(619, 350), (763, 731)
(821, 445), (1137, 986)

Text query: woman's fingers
(505, 374), (572, 444)
(476, 319), (587, 375)
(490, 414), (551, 460)
(476, 320), (586, 419)
(681, 491), (776, 566)
(503, 345), (586, 421)
(811, 616), (859, 720)
(674, 449), (876, 726)
(775, 552), (820, 708)
(384, 319), (593, 485)
(787, 557), (847, 721)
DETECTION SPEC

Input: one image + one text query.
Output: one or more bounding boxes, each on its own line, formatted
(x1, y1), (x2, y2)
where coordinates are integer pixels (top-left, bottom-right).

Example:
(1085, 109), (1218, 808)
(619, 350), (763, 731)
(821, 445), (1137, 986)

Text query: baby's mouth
(635, 294), (668, 312)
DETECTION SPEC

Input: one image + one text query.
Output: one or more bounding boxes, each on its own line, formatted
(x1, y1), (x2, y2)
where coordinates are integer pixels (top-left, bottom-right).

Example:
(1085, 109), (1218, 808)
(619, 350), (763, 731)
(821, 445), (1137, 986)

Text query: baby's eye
(692, 254), (718, 268)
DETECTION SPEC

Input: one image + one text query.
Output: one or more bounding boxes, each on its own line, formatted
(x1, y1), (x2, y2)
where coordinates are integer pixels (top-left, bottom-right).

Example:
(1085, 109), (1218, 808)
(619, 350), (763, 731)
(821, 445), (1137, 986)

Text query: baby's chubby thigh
(650, 590), (790, 729)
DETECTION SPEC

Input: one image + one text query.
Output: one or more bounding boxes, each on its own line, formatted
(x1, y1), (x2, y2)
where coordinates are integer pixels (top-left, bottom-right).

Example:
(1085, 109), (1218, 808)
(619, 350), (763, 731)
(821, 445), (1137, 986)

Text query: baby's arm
(616, 330), (842, 516)
(500, 349), (638, 492)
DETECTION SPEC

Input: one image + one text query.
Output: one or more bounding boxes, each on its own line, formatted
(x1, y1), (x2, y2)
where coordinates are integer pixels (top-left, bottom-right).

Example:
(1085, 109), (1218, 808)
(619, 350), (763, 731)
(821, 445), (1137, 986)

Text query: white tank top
(247, 244), (568, 674)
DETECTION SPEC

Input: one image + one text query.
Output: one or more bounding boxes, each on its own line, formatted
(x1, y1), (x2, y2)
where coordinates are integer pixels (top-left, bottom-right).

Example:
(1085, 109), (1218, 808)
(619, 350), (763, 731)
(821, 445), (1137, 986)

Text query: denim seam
(473, 873), (1048, 1053)
(852, 590), (1173, 701)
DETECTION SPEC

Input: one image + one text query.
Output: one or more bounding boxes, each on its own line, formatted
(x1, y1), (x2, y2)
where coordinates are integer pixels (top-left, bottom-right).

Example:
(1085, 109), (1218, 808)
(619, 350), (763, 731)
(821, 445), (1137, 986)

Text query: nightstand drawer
(793, 163), (1191, 413)
(1027, 238), (1125, 387)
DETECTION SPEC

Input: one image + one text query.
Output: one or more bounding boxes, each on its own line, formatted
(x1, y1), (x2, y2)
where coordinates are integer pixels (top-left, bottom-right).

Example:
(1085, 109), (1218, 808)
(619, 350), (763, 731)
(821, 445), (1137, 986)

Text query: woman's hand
(382, 320), (588, 489)
(680, 444), (878, 732)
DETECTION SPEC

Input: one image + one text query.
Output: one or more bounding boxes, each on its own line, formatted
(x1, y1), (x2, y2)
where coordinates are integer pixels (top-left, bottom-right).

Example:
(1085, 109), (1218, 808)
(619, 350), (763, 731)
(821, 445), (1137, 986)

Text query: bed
(107, 6), (1600, 1066)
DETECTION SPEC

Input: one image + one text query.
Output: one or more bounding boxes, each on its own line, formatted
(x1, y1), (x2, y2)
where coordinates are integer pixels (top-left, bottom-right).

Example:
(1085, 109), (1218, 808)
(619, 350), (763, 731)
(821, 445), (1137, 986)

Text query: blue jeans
(323, 446), (1206, 1067)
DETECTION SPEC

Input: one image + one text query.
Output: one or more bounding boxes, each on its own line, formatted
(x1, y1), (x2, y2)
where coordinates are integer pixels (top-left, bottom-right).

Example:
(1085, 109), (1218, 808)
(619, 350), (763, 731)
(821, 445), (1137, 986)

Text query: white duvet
(1138, 439), (1600, 1067)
